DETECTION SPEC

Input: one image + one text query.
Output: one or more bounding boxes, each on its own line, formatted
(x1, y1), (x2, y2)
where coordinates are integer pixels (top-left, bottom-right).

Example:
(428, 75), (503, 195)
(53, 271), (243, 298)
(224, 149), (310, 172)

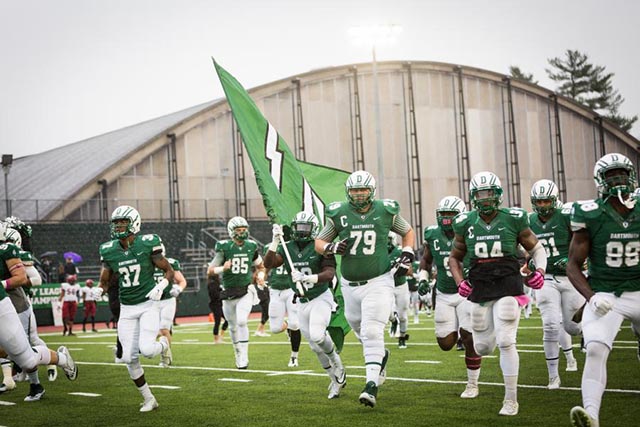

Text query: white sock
(467, 368), (480, 386)
(582, 342), (609, 422)
(365, 363), (381, 385)
(290, 351), (298, 359)
(543, 340), (560, 378)
(137, 383), (154, 401)
(504, 375), (518, 402)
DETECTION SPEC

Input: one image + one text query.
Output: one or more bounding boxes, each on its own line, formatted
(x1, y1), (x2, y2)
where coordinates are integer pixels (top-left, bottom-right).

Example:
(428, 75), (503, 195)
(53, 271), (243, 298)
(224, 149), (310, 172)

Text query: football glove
(146, 278), (169, 301)
(272, 224), (284, 242)
(457, 279), (472, 298)
(589, 294), (614, 316)
(417, 280), (430, 296)
(323, 238), (349, 256)
(169, 284), (182, 298)
(393, 248), (415, 278)
(525, 271), (544, 289)
(91, 286), (104, 300)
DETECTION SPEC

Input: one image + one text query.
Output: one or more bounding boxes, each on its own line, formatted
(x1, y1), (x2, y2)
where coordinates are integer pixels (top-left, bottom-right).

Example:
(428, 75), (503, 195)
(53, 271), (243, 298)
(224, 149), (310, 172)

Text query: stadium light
(348, 24), (403, 198)
(2, 154), (13, 216)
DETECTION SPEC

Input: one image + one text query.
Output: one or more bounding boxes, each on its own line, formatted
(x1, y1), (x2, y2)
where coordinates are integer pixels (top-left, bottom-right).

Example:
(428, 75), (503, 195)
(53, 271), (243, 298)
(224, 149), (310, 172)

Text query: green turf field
(1, 312), (638, 427)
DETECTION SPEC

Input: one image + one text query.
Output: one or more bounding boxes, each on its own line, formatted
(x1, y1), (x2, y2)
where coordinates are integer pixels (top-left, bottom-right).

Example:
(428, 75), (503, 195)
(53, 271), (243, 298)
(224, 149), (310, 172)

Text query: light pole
(2, 154), (13, 217)
(348, 24), (402, 198)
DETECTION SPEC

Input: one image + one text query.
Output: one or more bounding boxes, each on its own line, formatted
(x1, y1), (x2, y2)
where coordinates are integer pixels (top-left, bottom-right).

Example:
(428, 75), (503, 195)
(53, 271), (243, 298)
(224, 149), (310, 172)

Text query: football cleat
(327, 370), (346, 399)
(398, 334), (409, 349)
(47, 367), (58, 381)
(57, 346), (77, 381)
(287, 357), (298, 368)
(0, 381), (16, 393)
(498, 399), (519, 416)
(378, 349), (390, 386)
(456, 338), (465, 351)
(566, 359), (578, 372)
(160, 336), (172, 366)
(548, 376), (561, 390)
(140, 396), (159, 412)
(358, 381), (378, 407)
(388, 314), (399, 338)
(460, 384), (479, 399)
(24, 383), (45, 402)
(570, 406), (599, 427)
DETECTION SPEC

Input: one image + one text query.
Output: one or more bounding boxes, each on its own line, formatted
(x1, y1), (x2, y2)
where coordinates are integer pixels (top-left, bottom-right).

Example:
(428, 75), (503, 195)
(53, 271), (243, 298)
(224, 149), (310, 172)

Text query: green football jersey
(263, 246), (292, 290)
(99, 234), (164, 306)
(279, 240), (332, 300)
(153, 257), (182, 300)
(325, 199), (400, 281)
(389, 245), (407, 286)
(529, 206), (571, 275)
(452, 207), (529, 265)
(423, 225), (458, 294)
(214, 239), (260, 289)
(571, 198), (640, 294)
(0, 242), (21, 301)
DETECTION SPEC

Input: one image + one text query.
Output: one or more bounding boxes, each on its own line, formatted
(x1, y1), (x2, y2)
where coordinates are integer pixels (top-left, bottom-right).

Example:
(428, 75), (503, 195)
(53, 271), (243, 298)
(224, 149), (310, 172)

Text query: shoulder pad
(169, 258), (181, 270)
(139, 233), (162, 246)
(325, 201), (346, 216)
(423, 225), (437, 240)
(572, 199), (603, 219)
(214, 240), (228, 251)
(99, 240), (117, 253)
(378, 199), (400, 215)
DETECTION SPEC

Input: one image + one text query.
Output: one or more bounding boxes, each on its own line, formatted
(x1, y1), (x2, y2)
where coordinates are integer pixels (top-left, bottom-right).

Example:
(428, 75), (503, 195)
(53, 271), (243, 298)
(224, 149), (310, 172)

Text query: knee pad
(309, 330), (326, 346)
(126, 359), (144, 380)
(497, 297), (519, 322)
(471, 305), (491, 333)
(138, 341), (158, 359)
(235, 318), (248, 329)
(542, 321), (560, 341)
(563, 320), (582, 336)
(360, 324), (384, 343)
(474, 340), (495, 356)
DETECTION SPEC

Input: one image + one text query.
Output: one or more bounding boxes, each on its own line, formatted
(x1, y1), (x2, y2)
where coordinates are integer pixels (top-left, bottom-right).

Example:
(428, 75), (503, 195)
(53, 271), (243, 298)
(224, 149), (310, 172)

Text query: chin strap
(618, 189), (637, 209)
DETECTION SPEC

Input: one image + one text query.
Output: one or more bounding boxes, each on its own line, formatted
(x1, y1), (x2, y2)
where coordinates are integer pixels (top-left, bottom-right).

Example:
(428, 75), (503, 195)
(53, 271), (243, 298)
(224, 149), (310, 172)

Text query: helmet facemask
(345, 171), (376, 210)
(436, 210), (458, 231)
(110, 206), (141, 239)
(594, 153), (638, 209)
(291, 216), (318, 242)
(471, 188), (502, 215)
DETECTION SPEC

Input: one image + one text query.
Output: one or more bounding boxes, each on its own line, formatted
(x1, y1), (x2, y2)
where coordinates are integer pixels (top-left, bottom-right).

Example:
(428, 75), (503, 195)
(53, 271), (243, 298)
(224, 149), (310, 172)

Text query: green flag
(213, 59), (351, 350)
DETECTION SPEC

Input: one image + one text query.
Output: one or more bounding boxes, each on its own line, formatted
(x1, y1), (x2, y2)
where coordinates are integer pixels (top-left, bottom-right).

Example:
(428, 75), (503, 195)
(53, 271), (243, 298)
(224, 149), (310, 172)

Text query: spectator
(207, 273), (227, 344)
(64, 257), (79, 278)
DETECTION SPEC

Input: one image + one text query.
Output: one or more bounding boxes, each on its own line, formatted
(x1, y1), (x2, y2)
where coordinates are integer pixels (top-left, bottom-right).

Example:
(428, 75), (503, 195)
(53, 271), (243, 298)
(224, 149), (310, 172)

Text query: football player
(449, 172), (547, 416)
(568, 153), (640, 427)
(265, 211), (346, 398)
(80, 279), (98, 333)
(0, 222), (77, 402)
(528, 180), (583, 389)
(207, 216), (264, 369)
(59, 274), (81, 336)
(261, 229), (301, 367)
(153, 246), (187, 367)
(93, 205), (174, 412)
(387, 232), (411, 348)
(315, 170), (416, 408)
(406, 260), (421, 324)
(421, 195), (482, 399)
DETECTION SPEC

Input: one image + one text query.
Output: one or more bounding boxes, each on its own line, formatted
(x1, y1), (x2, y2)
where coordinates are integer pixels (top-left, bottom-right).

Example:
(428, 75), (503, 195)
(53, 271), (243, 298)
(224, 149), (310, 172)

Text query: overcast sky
(1, 0), (638, 159)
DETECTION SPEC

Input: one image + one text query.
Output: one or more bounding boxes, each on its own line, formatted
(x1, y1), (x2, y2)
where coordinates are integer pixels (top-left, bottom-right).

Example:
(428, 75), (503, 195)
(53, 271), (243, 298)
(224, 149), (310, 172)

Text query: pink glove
(458, 280), (472, 297)
(525, 271), (544, 289)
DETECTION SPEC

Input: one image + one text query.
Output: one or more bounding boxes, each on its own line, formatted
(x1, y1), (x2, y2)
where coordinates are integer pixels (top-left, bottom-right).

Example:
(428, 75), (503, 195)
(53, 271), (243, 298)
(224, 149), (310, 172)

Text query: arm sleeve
(26, 265), (42, 286)
(390, 214), (412, 236)
(210, 252), (225, 267)
(316, 218), (338, 242)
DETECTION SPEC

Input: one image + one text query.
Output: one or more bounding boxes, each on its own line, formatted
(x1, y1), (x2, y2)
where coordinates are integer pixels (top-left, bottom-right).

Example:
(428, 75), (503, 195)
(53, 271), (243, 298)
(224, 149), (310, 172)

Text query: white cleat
(499, 399), (519, 416)
(566, 359), (578, 372)
(140, 396), (159, 412)
(57, 346), (78, 381)
(288, 357), (298, 368)
(548, 376), (561, 390)
(327, 374), (346, 399)
(570, 406), (599, 427)
(460, 384), (479, 399)
(0, 380), (16, 393)
(159, 336), (172, 366)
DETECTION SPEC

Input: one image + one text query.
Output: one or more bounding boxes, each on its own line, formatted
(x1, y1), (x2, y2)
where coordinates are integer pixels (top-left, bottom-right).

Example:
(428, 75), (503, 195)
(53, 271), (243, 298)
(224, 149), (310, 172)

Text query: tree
(509, 66), (537, 84)
(546, 49), (637, 132)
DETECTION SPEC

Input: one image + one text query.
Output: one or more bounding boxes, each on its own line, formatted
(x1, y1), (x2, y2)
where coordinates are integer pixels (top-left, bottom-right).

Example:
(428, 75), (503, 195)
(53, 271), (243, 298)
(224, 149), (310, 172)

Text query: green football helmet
(227, 216), (249, 240)
(530, 179), (559, 217)
(291, 211), (319, 241)
(436, 196), (466, 231)
(4, 216), (32, 237)
(469, 171), (503, 215)
(345, 170), (376, 209)
(110, 205), (141, 239)
(593, 153), (637, 202)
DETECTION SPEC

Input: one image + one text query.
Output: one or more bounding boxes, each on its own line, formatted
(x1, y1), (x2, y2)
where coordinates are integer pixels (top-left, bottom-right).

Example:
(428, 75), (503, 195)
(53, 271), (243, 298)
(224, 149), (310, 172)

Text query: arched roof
(3, 100), (217, 219)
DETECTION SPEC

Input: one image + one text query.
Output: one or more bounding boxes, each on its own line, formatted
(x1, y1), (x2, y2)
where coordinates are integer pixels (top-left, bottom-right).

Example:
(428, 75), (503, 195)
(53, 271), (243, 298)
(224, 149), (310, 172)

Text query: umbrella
(39, 251), (58, 259)
(63, 251), (83, 263)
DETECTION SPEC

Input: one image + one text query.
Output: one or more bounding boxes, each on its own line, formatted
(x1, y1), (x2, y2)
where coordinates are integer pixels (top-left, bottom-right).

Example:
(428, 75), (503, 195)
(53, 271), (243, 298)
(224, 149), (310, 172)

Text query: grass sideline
(1, 313), (638, 427)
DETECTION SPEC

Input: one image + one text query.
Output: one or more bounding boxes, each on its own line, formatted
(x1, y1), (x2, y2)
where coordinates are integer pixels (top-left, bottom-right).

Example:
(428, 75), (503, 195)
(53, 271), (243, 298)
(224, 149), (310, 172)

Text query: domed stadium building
(2, 61), (638, 322)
